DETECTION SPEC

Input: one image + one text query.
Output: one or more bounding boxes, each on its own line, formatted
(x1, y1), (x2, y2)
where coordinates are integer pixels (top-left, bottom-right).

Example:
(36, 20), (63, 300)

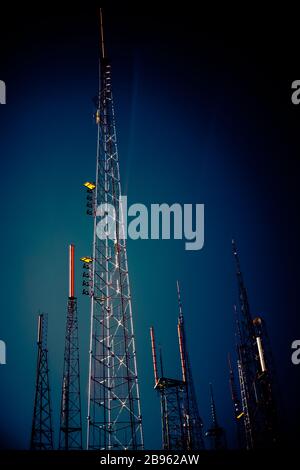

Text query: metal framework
(176, 281), (205, 450)
(30, 313), (54, 450)
(205, 383), (226, 450)
(228, 352), (244, 448)
(86, 9), (143, 450)
(150, 283), (204, 451)
(59, 244), (82, 449)
(232, 239), (278, 449)
(150, 326), (186, 450)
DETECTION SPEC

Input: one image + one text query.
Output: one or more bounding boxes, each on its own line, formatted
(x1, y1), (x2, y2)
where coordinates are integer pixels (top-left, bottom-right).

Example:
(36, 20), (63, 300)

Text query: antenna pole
(176, 280), (183, 321)
(99, 8), (105, 60)
(150, 326), (159, 386)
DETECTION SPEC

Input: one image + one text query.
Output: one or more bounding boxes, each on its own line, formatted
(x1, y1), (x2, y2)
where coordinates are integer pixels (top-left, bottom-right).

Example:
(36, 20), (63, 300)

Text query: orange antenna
(37, 314), (42, 344)
(69, 244), (75, 298)
(150, 326), (159, 385)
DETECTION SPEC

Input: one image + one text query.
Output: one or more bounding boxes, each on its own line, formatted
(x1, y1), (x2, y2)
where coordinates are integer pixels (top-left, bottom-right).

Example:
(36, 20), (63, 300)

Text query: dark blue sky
(0, 7), (299, 450)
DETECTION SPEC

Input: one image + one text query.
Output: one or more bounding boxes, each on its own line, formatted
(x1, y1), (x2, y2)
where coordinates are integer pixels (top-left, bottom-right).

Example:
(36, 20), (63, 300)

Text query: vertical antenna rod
(177, 280), (183, 321)
(59, 244), (82, 450)
(69, 243), (75, 298)
(205, 383), (226, 450)
(232, 239), (253, 329)
(177, 323), (187, 383)
(99, 8), (105, 60)
(37, 314), (42, 344)
(209, 383), (218, 428)
(150, 326), (159, 386)
(228, 352), (244, 448)
(177, 280), (187, 383)
(30, 313), (54, 450)
(176, 281), (205, 450)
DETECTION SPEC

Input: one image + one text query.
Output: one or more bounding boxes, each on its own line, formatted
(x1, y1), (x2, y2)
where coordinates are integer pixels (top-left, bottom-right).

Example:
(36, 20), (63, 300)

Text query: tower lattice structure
(150, 283), (204, 451)
(86, 10), (143, 450)
(205, 383), (226, 450)
(228, 351), (244, 448)
(30, 313), (54, 450)
(59, 244), (82, 449)
(150, 326), (186, 450)
(176, 281), (205, 451)
(232, 239), (278, 449)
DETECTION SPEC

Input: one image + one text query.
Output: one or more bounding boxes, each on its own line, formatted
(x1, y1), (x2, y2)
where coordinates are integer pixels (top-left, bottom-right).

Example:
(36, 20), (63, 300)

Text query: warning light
(80, 256), (93, 264)
(84, 182), (96, 190)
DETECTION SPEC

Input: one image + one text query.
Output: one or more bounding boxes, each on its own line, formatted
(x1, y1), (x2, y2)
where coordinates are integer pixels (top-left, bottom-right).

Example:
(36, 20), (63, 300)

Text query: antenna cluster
(30, 10), (279, 453)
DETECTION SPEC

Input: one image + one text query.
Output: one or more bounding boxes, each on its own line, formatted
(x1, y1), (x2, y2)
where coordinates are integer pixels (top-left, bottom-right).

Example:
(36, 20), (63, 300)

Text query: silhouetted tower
(177, 281), (205, 450)
(59, 244), (82, 449)
(30, 313), (54, 450)
(205, 383), (226, 450)
(86, 10), (143, 450)
(150, 326), (186, 450)
(232, 239), (278, 449)
(252, 316), (278, 444)
(228, 351), (244, 448)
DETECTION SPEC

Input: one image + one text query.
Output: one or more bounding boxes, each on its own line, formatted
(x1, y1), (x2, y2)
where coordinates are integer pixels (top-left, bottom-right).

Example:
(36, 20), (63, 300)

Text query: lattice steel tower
(59, 244), (82, 449)
(228, 351), (244, 448)
(30, 313), (54, 450)
(150, 283), (204, 451)
(177, 281), (205, 450)
(150, 326), (186, 450)
(86, 10), (143, 450)
(205, 383), (226, 450)
(232, 239), (278, 449)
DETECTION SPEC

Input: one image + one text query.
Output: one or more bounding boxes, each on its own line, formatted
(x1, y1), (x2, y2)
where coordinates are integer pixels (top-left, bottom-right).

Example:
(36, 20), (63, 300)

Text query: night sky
(0, 6), (299, 450)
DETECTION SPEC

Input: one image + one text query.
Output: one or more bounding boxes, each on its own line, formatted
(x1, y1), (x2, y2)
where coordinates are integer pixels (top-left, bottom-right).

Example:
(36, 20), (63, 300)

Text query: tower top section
(100, 8), (106, 60)
(176, 280), (184, 324)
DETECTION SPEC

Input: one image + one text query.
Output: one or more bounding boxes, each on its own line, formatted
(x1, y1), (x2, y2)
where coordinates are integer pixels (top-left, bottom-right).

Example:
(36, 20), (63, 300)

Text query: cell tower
(59, 244), (82, 450)
(150, 326), (186, 450)
(85, 9), (143, 450)
(205, 383), (226, 450)
(150, 283), (204, 451)
(228, 352), (244, 448)
(176, 281), (205, 451)
(232, 239), (278, 449)
(30, 313), (54, 450)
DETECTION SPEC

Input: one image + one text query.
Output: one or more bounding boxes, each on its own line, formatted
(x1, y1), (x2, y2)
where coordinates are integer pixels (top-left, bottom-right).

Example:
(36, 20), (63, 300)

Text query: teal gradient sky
(0, 8), (299, 449)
